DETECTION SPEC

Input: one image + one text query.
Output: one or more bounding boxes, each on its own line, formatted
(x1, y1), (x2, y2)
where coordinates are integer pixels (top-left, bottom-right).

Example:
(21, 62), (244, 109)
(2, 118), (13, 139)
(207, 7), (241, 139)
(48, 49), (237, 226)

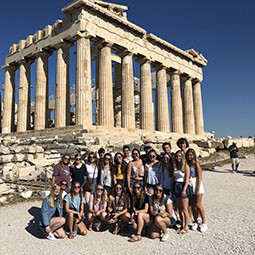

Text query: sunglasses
(74, 186), (81, 189)
(149, 155), (156, 158)
(61, 183), (67, 186)
(64, 157), (70, 160)
(97, 188), (104, 191)
(115, 187), (122, 190)
(89, 156), (95, 159)
(163, 157), (169, 160)
(104, 157), (111, 160)
(155, 189), (163, 193)
(76, 158), (81, 161)
(134, 186), (141, 190)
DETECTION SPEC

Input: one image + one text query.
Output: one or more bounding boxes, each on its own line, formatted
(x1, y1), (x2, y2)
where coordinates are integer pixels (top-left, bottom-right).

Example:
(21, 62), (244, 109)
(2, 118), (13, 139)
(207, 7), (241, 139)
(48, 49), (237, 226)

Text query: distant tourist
(40, 184), (66, 240)
(229, 141), (239, 173)
(52, 154), (71, 193)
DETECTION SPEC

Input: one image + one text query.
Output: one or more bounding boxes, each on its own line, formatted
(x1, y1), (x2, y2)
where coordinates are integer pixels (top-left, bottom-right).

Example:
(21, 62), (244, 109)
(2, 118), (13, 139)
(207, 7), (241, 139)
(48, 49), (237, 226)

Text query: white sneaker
(192, 223), (198, 231)
(161, 233), (169, 242)
(197, 217), (202, 225)
(47, 232), (56, 240)
(200, 224), (208, 233)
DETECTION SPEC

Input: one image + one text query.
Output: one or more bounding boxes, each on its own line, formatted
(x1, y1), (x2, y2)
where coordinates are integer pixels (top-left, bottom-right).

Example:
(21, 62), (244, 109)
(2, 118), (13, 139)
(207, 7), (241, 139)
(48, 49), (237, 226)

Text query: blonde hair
(173, 150), (186, 173)
(94, 185), (107, 206)
(48, 184), (63, 208)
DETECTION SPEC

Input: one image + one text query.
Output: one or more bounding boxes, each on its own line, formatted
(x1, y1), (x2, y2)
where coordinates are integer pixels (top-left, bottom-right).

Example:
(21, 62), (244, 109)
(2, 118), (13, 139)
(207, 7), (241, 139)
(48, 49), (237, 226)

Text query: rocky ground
(0, 156), (254, 255)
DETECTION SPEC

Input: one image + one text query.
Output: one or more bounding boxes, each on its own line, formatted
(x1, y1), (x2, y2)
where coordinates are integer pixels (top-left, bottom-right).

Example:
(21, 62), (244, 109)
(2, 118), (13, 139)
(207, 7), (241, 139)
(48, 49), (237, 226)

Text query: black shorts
(173, 182), (191, 199)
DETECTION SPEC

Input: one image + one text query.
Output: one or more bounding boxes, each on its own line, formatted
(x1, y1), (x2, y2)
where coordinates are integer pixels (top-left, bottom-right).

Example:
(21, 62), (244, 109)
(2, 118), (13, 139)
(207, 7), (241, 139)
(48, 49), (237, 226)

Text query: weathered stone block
(13, 154), (25, 162)
(34, 153), (44, 159)
(0, 154), (13, 163)
(10, 146), (24, 154)
(0, 146), (10, 155)
(18, 166), (36, 178)
(20, 190), (33, 199)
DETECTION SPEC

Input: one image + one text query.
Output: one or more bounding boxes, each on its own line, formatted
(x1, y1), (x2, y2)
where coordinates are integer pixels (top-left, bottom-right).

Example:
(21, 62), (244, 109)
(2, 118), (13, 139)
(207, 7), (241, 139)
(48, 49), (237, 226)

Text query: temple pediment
(186, 49), (208, 64)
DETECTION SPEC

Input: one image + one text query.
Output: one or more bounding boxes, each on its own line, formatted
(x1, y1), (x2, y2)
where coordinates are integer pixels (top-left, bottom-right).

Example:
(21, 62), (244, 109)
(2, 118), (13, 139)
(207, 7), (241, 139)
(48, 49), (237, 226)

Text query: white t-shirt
(85, 163), (98, 179)
(152, 195), (172, 212)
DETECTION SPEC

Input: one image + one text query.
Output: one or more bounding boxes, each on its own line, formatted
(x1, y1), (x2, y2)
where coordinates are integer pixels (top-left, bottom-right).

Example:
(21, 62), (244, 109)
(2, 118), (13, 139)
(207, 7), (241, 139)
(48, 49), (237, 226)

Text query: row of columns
(2, 35), (204, 136)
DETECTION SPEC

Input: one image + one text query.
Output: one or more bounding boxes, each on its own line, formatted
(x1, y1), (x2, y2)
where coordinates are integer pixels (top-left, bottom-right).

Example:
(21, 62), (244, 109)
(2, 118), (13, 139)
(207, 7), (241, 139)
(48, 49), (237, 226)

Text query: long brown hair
(87, 152), (98, 166)
(153, 184), (165, 206)
(70, 182), (83, 207)
(131, 181), (146, 209)
(173, 150), (186, 173)
(113, 152), (126, 176)
(48, 184), (63, 208)
(186, 148), (198, 166)
(160, 153), (174, 177)
(59, 154), (70, 170)
(93, 185), (107, 206)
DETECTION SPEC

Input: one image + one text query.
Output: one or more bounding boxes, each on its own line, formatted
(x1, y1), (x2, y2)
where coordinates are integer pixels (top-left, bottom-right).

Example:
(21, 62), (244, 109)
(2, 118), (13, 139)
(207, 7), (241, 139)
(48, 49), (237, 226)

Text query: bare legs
(190, 194), (206, 224)
(66, 212), (87, 236)
(49, 217), (66, 238)
(151, 216), (171, 239)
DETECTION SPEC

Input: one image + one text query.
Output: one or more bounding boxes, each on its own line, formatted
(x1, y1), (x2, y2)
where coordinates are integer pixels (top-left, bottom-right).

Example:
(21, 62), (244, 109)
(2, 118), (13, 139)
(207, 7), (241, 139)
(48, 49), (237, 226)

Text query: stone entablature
(1, 0), (207, 138)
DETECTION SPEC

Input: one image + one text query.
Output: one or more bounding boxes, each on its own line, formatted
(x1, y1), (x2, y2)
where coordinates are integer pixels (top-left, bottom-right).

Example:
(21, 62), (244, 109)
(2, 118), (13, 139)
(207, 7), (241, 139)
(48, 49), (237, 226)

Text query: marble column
(183, 77), (195, 135)
(95, 55), (99, 125)
(193, 81), (204, 136)
(171, 71), (183, 133)
(140, 59), (154, 130)
(17, 61), (31, 132)
(55, 43), (71, 128)
(98, 43), (114, 127)
(156, 66), (169, 132)
(2, 66), (16, 133)
(35, 53), (49, 130)
(114, 62), (122, 127)
(76, 32), (92, 127)
(121, 52), (135, 129)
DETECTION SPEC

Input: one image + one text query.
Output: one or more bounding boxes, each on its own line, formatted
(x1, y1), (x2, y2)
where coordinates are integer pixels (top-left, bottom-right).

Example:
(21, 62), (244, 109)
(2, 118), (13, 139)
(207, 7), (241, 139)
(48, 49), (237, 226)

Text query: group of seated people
(40, 138), (208, 242)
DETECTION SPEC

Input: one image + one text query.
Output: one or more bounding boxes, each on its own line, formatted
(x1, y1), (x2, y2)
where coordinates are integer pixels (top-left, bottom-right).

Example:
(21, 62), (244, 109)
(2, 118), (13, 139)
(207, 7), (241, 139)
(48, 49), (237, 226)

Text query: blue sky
(0, 0), (254, 138)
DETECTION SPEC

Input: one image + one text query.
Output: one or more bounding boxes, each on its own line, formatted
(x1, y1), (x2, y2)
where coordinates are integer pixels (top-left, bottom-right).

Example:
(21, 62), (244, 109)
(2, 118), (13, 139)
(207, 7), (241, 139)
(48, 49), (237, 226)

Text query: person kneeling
(64, 182), (87, 239)
(87, 185), (107, 231)
(107, 183), (130, 234)
(40, 184), (66, 240)
(150, 184), (173, 242)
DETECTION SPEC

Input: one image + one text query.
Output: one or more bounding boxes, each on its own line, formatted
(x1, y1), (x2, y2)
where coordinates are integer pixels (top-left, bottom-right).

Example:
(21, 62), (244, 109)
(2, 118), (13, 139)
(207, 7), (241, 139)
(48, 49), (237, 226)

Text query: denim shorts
(130, 178), (144, 189)
(173, 182), (191, 199)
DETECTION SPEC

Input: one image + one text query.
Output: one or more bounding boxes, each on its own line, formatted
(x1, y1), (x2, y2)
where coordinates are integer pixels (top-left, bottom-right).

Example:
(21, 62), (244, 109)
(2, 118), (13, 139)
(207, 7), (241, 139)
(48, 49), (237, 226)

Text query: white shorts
(231, 158), (239, 166)
(189, 177), (205, 195)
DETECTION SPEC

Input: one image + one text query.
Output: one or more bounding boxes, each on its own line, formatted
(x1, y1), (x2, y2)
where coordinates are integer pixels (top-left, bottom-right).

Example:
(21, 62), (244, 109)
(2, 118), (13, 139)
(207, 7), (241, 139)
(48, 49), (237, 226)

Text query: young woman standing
(186, 148), (208, 233)
(172, 150), (191, 234)
(127, 149), (146, 193)
(70, 154), (86, 189)
(160, 153), (174, 195)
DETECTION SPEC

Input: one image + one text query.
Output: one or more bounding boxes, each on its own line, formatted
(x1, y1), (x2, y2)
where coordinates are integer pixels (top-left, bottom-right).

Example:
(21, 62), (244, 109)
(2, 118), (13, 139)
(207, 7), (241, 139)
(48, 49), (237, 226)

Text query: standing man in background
(229, 141), (239, 173)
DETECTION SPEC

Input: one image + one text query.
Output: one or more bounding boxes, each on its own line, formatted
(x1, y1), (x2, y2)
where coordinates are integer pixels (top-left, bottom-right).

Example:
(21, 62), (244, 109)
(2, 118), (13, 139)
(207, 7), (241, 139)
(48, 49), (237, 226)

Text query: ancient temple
(1, 0), (207, 137)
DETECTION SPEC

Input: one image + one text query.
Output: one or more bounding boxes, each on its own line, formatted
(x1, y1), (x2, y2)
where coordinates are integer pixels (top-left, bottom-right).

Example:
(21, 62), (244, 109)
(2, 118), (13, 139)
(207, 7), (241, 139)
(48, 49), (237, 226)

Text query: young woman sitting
(40, 184), (66, 240)
(150, 184), (173, 241)
(87, 184), (108, 231)
(107, 183), (130, 234)
(128, 181), (150, 242)
(64, 182), (87, 239)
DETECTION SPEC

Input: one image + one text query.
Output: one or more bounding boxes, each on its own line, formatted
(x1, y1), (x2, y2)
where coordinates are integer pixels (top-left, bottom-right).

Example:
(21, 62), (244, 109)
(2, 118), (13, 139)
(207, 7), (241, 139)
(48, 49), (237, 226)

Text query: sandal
(178, 228), (188, 234)
(128, 234), (142, 242)
(68, 232), (75, 239)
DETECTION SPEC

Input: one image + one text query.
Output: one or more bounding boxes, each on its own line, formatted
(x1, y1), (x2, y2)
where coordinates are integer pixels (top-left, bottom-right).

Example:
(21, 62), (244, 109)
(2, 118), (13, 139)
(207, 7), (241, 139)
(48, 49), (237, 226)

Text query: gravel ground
(0, 156), (255, 255)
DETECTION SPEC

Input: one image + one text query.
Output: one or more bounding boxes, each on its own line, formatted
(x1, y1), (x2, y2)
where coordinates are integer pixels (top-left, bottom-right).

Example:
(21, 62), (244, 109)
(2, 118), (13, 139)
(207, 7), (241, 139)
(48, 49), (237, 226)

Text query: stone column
(193, 81), (204, 136)
(170, 71), (183, 133)
(156, 66), (169, 132)
(17, 61), (31, 132)
(140, 59), (154, 130)
(183, 77), (195, 135)
(55, 43), (71, 128)
(2, 66), (16, 133)
(34, 53), (49, 130)
(114, 62), (122, 127)
(76, 32), (92, 127)
(98, 43), (114, 127)
(121, 52), (135, 129)
(95, 55), (99, 125)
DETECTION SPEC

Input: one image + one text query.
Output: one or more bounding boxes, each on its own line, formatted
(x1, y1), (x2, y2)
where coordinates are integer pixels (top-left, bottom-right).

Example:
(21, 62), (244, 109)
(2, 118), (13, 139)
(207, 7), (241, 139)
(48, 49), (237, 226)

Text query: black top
(132, 194), (150, 211)
(229, 145), (239, 158)
(70, 164), (86, 186)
